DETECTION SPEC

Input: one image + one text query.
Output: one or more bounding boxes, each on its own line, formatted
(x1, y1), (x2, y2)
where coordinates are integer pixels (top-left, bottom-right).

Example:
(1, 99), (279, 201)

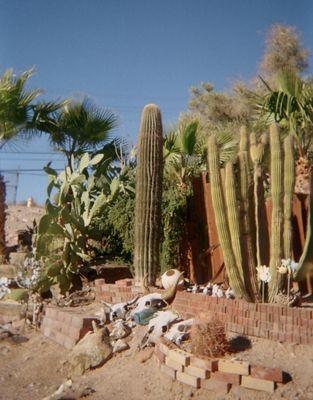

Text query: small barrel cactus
(134, 104), (163, 285)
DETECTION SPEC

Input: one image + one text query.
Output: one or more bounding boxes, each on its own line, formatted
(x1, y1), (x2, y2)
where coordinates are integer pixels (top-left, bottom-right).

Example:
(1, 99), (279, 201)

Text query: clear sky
(1, 0), (312, 204)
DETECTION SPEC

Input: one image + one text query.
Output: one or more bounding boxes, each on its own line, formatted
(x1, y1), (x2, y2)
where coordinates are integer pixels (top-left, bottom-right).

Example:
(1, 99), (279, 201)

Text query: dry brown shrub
(190, 318), (229, 358)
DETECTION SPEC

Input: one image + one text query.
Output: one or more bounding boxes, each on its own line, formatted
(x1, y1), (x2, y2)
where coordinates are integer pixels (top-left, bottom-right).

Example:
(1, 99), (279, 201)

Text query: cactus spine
(225, 161), (244, 281)
(134, 104), (163, 285)
(283, 135), (294, 259)
(207, 136), (250, 301)
(238, 127), (258, 301)
(269, 124), (283, 301)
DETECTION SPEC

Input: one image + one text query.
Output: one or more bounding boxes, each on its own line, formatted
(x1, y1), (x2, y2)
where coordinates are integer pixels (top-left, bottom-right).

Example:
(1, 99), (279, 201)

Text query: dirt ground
(2, 206), (313, 400)
(1, 325), (313, 400)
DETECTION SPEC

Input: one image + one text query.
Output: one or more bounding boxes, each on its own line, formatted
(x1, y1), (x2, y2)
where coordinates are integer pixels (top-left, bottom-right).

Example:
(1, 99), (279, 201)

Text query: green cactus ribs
(134, 104), (163, 286)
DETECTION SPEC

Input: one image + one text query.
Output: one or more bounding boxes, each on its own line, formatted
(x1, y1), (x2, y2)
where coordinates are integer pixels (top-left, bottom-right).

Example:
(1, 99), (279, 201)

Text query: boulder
(67, 322), (112, 375)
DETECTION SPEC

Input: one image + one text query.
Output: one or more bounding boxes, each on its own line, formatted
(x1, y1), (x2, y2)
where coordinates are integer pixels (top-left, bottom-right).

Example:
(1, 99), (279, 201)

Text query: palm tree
(0, 68), (63, 260)
(257, 69), (313, 194)
(47, 98), (118, 167)
(257, 69), (313, 157)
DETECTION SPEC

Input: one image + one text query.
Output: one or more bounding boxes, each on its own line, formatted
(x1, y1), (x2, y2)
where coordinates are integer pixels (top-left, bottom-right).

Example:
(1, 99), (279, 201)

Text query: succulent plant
(134, 104), (163, 285)
(207, 136), (249, 301)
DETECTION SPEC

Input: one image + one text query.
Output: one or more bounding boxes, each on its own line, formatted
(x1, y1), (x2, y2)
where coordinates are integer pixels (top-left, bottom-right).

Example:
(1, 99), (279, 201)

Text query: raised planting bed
(95, 279), (313, 345)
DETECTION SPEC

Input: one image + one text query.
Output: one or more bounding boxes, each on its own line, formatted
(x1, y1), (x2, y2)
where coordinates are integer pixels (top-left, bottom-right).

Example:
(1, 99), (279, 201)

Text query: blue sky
(1, 0), (312, 204)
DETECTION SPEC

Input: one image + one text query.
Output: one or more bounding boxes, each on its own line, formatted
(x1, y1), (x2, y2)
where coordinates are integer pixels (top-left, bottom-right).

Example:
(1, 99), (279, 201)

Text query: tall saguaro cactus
(134, 104), (163, 285)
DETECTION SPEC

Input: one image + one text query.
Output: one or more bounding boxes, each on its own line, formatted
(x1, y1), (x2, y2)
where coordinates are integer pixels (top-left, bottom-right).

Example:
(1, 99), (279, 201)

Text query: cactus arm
(225, 161), (244, 281)
(207, 136), (250, 301)
(283, 135), (295, 259)
(294, 173), (313, 281)
(238, 127), (258, 301)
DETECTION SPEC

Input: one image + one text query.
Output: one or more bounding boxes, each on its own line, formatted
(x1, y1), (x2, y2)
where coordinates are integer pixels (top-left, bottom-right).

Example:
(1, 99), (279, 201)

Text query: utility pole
(13, 167), (20, 205)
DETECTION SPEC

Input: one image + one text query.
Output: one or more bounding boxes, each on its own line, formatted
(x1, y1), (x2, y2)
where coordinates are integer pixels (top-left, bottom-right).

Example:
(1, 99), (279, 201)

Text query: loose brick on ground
(201, 378), (231, 394)
(190, 356), (218, 371)
(184, 365), (210, 379)
(168, 348), (190, 366)
(218, 359), (250, 375)
(211, 371), (241, 385)
(250, 365), (284, 383)
(165, 357), (184, 372)
(241, 375), (275, 393)
(176, 371), (200, 388)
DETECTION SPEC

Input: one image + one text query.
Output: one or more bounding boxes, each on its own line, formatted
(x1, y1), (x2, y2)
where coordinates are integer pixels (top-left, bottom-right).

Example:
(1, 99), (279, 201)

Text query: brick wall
(41, 306), (99, 349)
(95, 279), (313, 345)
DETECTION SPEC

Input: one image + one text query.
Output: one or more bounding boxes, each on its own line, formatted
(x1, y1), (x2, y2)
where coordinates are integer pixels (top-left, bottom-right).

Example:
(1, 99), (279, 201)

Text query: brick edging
(154, 339), (289, 393)
(95, 279), (313, 345)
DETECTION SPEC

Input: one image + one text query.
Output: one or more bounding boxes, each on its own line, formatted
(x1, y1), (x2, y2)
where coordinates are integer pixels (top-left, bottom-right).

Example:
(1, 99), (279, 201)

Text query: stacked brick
(41, 306), (99, 349)
(95, 278), (140, 304)
(154, 340), (288, 394)
(94, 280), (313, 345)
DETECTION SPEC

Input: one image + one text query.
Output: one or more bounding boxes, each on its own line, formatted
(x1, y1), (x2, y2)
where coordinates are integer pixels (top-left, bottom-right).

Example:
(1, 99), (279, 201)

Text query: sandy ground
(2, 206), (313, 400)
(1, 325), (313, 400)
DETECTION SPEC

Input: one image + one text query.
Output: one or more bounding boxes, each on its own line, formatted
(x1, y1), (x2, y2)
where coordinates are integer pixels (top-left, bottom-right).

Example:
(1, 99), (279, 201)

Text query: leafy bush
(160, 183), (192, 273)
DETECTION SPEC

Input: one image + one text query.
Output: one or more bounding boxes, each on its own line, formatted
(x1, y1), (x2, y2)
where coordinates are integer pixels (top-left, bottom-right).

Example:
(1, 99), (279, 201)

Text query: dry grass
(190, 318), (229, 358)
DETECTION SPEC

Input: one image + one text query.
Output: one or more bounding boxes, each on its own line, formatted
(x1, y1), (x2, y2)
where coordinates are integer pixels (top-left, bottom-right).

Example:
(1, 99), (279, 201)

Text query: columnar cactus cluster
(207, 124), (298, 302)
(134, 104), (163, 286)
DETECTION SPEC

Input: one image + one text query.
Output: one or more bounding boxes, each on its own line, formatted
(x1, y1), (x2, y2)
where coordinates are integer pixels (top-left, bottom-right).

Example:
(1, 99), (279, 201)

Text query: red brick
(250, 365), (283, 383)
(212, 371), (241, 385)
(95, 278), (105, 286)
(116, 279), (133, 287)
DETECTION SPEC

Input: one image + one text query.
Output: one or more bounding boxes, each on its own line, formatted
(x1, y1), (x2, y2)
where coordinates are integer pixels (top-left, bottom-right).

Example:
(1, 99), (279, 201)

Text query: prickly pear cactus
(134, 104), (163, 285)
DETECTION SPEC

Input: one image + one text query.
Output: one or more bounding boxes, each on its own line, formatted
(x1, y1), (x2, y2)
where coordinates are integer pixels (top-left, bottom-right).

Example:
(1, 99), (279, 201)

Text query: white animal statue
(131, 271), (184, 317)
(140, 310), (180, 348)
(164, 318), (194, 345)
(161, 269), (184, 290)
